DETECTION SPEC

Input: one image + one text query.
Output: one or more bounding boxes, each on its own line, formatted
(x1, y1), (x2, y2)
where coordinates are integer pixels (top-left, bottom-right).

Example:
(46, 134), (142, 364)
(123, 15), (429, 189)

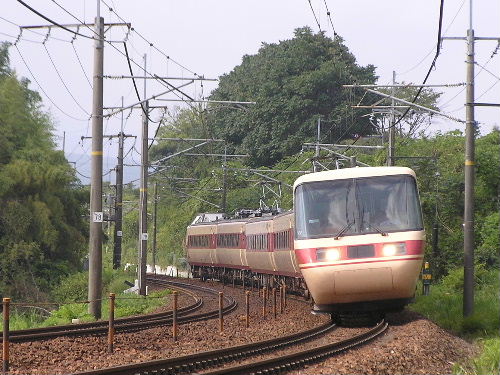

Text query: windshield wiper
(334, 221), (354, 240)
(366, 222), (388, 236)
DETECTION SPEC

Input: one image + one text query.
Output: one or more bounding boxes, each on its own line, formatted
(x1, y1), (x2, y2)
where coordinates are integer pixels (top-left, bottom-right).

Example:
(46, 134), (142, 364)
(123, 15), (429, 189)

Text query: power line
(43, 43), (90, 115)
(71, 41), (92, 88)
(14, 44), (90, 122)
(16, 0), (95, 40)
(399, 0), (466, 76)
(322, 0), (337, 37)
(100, 0), (202, 78)
(307, 0), (321, 31)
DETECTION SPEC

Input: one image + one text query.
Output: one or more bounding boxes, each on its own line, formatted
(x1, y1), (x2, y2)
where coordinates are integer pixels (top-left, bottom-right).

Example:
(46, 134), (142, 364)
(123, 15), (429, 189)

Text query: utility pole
(88, 11), (104, 319)
(138, 54), (148, 296)
(152, 182), (158, 274)
(313, 117), (321, 172)
(441, 0), (500, 317)
(463, 25), (476, 318)
(221, 145), (227, 213)
(388, 71), (396, 166)
(113, 97), (125, 270)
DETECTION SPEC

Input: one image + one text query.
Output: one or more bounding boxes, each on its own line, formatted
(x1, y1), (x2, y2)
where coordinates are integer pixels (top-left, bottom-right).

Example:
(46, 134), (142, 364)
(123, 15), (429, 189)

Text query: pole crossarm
(363, 88), (466, 123)
(103, 75), (217, 81)
(103, 81), (194, 117)
(155, 99), (257, 105)
(302, 142), (385, 149)
(20, 22), (130, 29)
(344, 83), (466, 88)
(151, 141), (214, 165)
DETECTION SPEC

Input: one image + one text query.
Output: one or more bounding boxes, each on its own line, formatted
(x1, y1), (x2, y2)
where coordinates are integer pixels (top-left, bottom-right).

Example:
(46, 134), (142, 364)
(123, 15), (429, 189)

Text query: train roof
(293, 166), (416, 190)
(188, 210), (293, 228)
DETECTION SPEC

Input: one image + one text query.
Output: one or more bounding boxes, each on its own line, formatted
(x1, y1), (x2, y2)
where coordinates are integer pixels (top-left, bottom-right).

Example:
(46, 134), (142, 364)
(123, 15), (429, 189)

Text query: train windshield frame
(294, 174), (423, 240)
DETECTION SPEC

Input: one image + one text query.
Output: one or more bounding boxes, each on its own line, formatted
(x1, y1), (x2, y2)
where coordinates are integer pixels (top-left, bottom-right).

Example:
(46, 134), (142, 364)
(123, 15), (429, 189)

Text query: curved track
(68, 320), (387, 375)
(7, 278), (236, 343)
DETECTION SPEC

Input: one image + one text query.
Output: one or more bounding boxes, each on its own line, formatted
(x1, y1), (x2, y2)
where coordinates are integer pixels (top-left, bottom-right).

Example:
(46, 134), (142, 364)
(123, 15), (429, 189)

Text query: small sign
(117, 231), (123, 237)
(141, 233), (149, 241)
(93, 212), (104, 223)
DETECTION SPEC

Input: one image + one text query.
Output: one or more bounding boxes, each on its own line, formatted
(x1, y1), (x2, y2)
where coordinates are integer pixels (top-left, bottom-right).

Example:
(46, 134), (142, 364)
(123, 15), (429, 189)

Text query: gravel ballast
(8, 278), (475, 374)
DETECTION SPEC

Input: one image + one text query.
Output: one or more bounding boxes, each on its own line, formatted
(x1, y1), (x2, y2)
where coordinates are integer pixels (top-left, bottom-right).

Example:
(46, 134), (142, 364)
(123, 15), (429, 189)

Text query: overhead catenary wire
(16, 0), (95, 40)
(100, 0), (202, 78)
(322, 0), (337, 37)
(43, 43), (90, 115)
(14, 44), (90, 122)
(307, 0), (321, 31)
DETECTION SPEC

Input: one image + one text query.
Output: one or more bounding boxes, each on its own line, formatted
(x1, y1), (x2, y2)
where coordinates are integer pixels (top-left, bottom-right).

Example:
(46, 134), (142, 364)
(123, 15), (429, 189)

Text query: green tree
(207, 27), (377, 166)
(0, 43), (87, 300)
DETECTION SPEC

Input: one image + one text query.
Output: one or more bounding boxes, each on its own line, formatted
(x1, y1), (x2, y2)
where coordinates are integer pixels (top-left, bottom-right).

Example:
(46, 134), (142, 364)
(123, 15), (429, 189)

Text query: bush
(455, 338), (500, 375)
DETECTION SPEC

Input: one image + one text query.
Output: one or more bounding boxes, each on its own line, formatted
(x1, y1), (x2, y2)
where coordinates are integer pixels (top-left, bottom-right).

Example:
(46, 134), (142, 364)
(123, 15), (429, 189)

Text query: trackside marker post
(219, 292), (224, 333)
(2, 298), (10, 374)
(262, 287), (267, 318)
(108, 293), (115, 353)
(173, 291), (178, 342)
(272, 288), (277, 319)
(245, 291), (250, 328)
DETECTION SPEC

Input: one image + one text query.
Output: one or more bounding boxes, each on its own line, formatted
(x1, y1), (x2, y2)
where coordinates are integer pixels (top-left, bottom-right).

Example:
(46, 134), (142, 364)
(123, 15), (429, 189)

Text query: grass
(1, 288), (171, 330)
(410, 266), (499, 374)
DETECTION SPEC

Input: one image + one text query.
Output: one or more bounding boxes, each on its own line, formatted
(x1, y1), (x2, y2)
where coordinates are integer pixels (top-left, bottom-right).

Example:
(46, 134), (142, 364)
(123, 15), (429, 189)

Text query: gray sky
(2, 0), (499, 183)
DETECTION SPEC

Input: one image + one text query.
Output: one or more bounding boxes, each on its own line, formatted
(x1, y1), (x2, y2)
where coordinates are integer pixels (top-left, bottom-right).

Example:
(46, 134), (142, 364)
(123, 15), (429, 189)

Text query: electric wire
(354, 0), (445, 154)
(16, 0), (95, 40)
(43, 43), (90, 115)
(14, 44), (90, 122)
(100, 0), (202, 78)
(307, 0), (321, 31)
(0, 15), (72, 43)
(0, 31), (41, 44)
(71, 42), (92, 88)
(399, 0), (466, 76)
(322, 0), (337, 36)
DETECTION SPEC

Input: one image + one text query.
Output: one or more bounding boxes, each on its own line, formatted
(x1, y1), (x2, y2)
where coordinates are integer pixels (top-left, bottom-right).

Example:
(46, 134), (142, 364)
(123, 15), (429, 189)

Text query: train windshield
(294, 175), (423, 240)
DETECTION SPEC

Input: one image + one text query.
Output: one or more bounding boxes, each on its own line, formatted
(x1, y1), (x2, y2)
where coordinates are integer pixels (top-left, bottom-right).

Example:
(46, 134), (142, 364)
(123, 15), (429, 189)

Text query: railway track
(7, 278), (236, 343)
(68, 320), (388, 375)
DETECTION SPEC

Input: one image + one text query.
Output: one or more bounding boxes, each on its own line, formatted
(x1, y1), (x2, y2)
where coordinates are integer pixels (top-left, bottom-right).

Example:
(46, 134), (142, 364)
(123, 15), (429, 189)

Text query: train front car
(293, 167), (425, 319)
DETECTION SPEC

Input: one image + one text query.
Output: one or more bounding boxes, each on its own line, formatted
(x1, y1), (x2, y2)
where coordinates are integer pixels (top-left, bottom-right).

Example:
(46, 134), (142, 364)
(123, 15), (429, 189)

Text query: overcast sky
(2, 0), (499, 183)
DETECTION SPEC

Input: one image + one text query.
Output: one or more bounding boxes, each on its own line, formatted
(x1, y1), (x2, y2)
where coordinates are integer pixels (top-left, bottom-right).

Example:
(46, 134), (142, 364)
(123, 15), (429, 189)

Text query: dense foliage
(206, 27), (377, 166)
(0, 43), (87, 300)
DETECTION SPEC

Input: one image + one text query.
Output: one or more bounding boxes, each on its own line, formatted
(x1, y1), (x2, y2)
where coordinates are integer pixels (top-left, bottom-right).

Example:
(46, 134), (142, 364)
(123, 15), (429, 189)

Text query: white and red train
(186, 166), (425, 318)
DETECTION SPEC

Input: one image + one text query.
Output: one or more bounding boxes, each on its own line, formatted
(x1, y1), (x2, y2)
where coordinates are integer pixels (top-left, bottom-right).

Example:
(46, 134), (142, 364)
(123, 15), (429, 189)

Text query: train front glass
(294, 175), (423, 240)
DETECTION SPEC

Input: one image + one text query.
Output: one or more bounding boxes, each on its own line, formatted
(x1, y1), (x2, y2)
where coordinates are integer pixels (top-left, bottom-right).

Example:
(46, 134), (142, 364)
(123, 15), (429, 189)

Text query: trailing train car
(186, 166), (425, 319)
(294, 166), (425, 316)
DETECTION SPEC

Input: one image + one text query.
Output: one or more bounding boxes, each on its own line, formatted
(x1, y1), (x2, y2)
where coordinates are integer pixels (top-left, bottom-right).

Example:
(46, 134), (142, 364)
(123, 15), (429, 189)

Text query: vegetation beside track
(410, 267), (499, 375)
(1, 269), (171, 330)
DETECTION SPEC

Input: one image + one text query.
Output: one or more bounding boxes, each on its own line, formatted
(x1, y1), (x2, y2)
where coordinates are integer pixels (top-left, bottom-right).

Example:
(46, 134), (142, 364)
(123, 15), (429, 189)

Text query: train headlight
(317, 248), (341, 262)
(382, 243), (406, 256)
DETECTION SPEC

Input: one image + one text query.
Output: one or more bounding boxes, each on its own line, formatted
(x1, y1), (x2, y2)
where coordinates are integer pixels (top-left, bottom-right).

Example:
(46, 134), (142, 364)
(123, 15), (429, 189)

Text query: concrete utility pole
(88, 13), (104, 319)
(388, 71), (396, 166)
(313, 118), (321, 172)
(113, 97), (125, 270)
(462, 25), (476, 318)
(152, 182), (158, 273)
(221, 145), (227, 213)
(138, 54), (149, 296)
(442, 0), (500, 316)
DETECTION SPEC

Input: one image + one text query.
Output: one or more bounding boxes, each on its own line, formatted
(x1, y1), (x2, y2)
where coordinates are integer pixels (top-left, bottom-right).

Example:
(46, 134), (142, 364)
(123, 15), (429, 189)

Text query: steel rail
(69, 321), (336, 375)
(203, 319), (388, 375)
(6, 280), (233, 343)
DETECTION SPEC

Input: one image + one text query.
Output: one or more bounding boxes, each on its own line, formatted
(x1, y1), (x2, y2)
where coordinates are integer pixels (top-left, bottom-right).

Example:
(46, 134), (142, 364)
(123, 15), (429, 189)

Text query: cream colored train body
(294, 167), (425, 313)
(186, 166), (425, 314)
